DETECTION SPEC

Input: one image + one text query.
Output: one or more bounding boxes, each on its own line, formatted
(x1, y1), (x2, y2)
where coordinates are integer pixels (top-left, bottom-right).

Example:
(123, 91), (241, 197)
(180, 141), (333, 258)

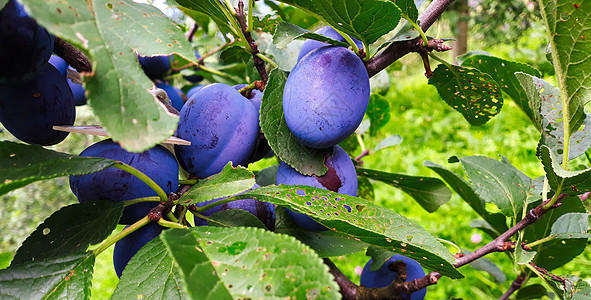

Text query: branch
(498, 272), (527, 300)
(53, 36), (92, 73)
(365, 0), (455, 77)
(236, 0), (269, 88)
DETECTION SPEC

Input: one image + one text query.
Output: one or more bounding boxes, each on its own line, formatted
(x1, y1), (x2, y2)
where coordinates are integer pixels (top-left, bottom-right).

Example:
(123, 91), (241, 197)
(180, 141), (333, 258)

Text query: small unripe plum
(113, 222), (163, 277)
(283, 46), (369, 149)
(155, 81), (184, 111)
(276, 145), (357, 231)
(138, 54), (171, 78)
(360, 255), (427, 300)
(182, 50), (204, 83)
(193, 184), (275, 229)
(69, 139), (179, 224)
(174, 83), (259, 178)
(0, 63), (75, 145)
(0, 0), (54, 84)
(298, 26), (363, 61)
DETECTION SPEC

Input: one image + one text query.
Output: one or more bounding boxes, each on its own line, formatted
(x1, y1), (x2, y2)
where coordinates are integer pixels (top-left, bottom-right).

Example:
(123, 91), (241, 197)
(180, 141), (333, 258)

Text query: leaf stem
(356, 134), (367, 152)
(93, 216), (150, 256)
(332, 27), (361, 57)
(524, 235), (556, 249)
(247, 0), (254, 32)
(158, 218), (188, 229)
(408, 19), (429, 46)
(179, 179), (198, 185)
(437, 238), (462, 254)
(113, 162), (168, 202)
(123, 196), (161, 207)
(256, 53), (279, 69)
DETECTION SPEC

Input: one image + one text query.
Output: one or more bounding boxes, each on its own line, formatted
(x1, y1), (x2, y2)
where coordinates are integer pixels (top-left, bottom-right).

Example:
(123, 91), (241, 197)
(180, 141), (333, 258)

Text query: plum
(0, 63), (75, 145)
(0, 0), (54, 84)
(298, 26), (363, 61)
(113, 222), (163, 277)
(66, 66), (87, 106)
(174, 83), (259, 178)
(186, 84), (205, 99)
(283, 46), (369, 149)
(276, 145), (357, 231)
(48, 55), (68, 76)
(69, 139), (179, 224)
(193, 184), (275, 229)
(360, 255), (427, 300)
(234, 84), (263, 112)
(182, 50), (204, 83)
(155, 81), (184, 111)
(138, 54), (171, 78)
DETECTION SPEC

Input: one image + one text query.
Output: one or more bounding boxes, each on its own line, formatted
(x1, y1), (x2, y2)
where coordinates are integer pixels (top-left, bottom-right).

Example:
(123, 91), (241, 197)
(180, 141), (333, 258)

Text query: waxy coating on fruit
(283, 46), (370, 149)
(360, 255), (427, 300)
(0, 63), (75, 145)
(277, 145), (357, 231)
(0, 0), (54, 84)
(138, 54), (171, 78)
(193, 184), (275, 229)
(69, 139), (179, 224)
(298, 25), (363, 61)
(113, 222), (163, 278)
(174, 83), (259, 178)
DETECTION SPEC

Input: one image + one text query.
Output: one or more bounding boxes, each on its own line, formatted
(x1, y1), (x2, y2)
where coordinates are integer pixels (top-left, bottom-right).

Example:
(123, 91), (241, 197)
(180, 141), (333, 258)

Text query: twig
(498, 272), (527, 300)
(354, 149), (370, 164)
(53, 36), (92, 73)
(187, 23), (199, 42)
(236, 0), (269, 88)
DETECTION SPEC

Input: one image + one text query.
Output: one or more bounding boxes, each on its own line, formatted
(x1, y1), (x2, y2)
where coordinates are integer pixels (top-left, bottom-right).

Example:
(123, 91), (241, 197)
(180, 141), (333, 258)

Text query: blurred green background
(1, 0), (589, 299)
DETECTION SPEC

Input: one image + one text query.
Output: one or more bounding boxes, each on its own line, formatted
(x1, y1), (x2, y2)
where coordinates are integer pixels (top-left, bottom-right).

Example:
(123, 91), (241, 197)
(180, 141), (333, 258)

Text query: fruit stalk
(235, 0), (269, 87)
(93, 216), (150, 256)
(112, 162), (169, 202)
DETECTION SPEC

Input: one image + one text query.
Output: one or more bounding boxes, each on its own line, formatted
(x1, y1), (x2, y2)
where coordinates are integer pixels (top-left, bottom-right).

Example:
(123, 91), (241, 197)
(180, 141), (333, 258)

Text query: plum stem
(92, 216), (151, 256)
(122, 196), (161, 206)
(158, 218), (188, 229)
(113, 162), (169, 202)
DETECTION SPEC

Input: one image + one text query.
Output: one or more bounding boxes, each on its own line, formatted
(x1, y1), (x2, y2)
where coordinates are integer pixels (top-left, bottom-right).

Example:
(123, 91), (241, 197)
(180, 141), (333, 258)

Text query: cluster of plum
(0, 0), (76, 146)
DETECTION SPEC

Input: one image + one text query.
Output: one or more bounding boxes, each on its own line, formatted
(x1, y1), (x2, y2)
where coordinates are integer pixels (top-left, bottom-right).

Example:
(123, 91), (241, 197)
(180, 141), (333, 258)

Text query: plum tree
(277, 145), (357, 231)
(155, 81), (184, 111)
(360, 255), (427, 300)
(298, 25), (363, 61)
(113, 222), (163, 278)
(283, 46), (370, 148)
(174, 83), (259, 178)
(69, 139), (179, 224)
(138, 54), (171, 78)
(0, 63), (75, 145)
(0, 0), (54, 84)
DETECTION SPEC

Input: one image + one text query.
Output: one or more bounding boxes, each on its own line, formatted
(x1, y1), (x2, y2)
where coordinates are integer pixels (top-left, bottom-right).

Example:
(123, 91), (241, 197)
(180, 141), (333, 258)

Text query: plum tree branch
(365, 0), (455, 77)
(499, 272), (527, 300)
(236, 0), (269, 88)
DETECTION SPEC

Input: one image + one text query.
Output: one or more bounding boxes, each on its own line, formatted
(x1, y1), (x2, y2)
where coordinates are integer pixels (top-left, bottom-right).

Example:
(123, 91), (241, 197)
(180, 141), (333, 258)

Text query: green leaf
(277, 0), (401, 44)
(357, 167), (451, 213)
(456, 50), (491, 65)
(175, 0), (236, 37)
(239, 185), (463, 278)
(515, 284), (548, 300)
(279, 228), (369, 258)
(425, 161), (509, 236)
(465, 252), (506, 283)
(112, 237), (186, 300)
(461, 55), (541, 126)
(366, 246), (397, 271)
(273, 21), (349, 49)
(0, 0), (7, 10)
(0, 253), (11, 270)
(551, 213), (591, 238)
(388, 0), (418, 21)
(208, 209), (268, 229)
(539, 0), (591, 133)
(0, 252), (95, 300)
(357, 176), (375, 202)
(373, 135), (403, 152)
(179, 163), (255, 206)
(260, 69), (329, 176)
(456, 156), (530, 219)
(160, 227), (340, 299)
(540, 145), (591, 196)
(0, 141), (116, 196)
(516, 73), (591, 161)
(12, 200), (122, 266)
(428, 64), (503, 126)
(367, 94), (391, 136)
(219, 46), (251, 64)
(20, 0), (197, 151)
(255, 165), (279, 187)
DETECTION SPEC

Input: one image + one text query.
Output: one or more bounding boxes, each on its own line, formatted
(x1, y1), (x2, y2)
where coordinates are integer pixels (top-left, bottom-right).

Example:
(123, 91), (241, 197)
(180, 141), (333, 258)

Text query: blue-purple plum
(283, 46), (369, 149)
(113, 222), (163, 277)
(138, 54), (171, 78)
(182, 50), (204, 83)
(155, 81), (184, 111)
(174, 83), (259, 178)
(360, 255), (427, 300)
(193, 184), (275, 229)
(69, 139), (179, 224)
(276, 145), (357, 231)
(186, 85), (205, 99)
(48, 55), (68, 76)
(0, 0), (54, 84)
(234, 84), (263, 112)
(0, 63), (74, 145)
(298, 26), (363, 61)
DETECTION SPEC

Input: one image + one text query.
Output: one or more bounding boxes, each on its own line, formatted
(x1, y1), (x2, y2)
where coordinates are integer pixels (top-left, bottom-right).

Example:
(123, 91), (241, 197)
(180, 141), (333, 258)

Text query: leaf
(357, 168), (451, 213)
(272, 21), (349, 49)
(367, 94), (391, 136)
(461, 55), (541, 126)
(388, 0), (418, 21)
(428, 64), (503, 126)
(160, 227), (340, 299)
(0, 252), (95, 300)
(277, 0), (401, 44)
(515, 284), (549, 300)
(425, 161), (509, 236)
(179, 163), (255, 205)
(255, 165), (279, 187)
(279, 228), (369, 257)
(0, 253), (11, 270)
(357, 176), (375, 202)
(239, 185), (463, 278)
(373, 135), (403, 152)
(456, 50), (492, 65)
(0, 0), (7, 10)
(366, 246), (397, 271)
(112, 237), (186, 300)
(21, 0), (196, 151)
(456, 156), (530, 219)
(540, 145), (591, 196)
(11, 200), (123, 266)
(464, 252), (506, 283)
(219, 46), (251, 64)
(260, 69), (329, 176)
(516, 73), (591, 161)
(208, 209), (268, 229)
(174, 0), (236, 36)
(551, 213), (591, 238)
(0, 141), (116, 196)
(539, 0), (591, 133)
